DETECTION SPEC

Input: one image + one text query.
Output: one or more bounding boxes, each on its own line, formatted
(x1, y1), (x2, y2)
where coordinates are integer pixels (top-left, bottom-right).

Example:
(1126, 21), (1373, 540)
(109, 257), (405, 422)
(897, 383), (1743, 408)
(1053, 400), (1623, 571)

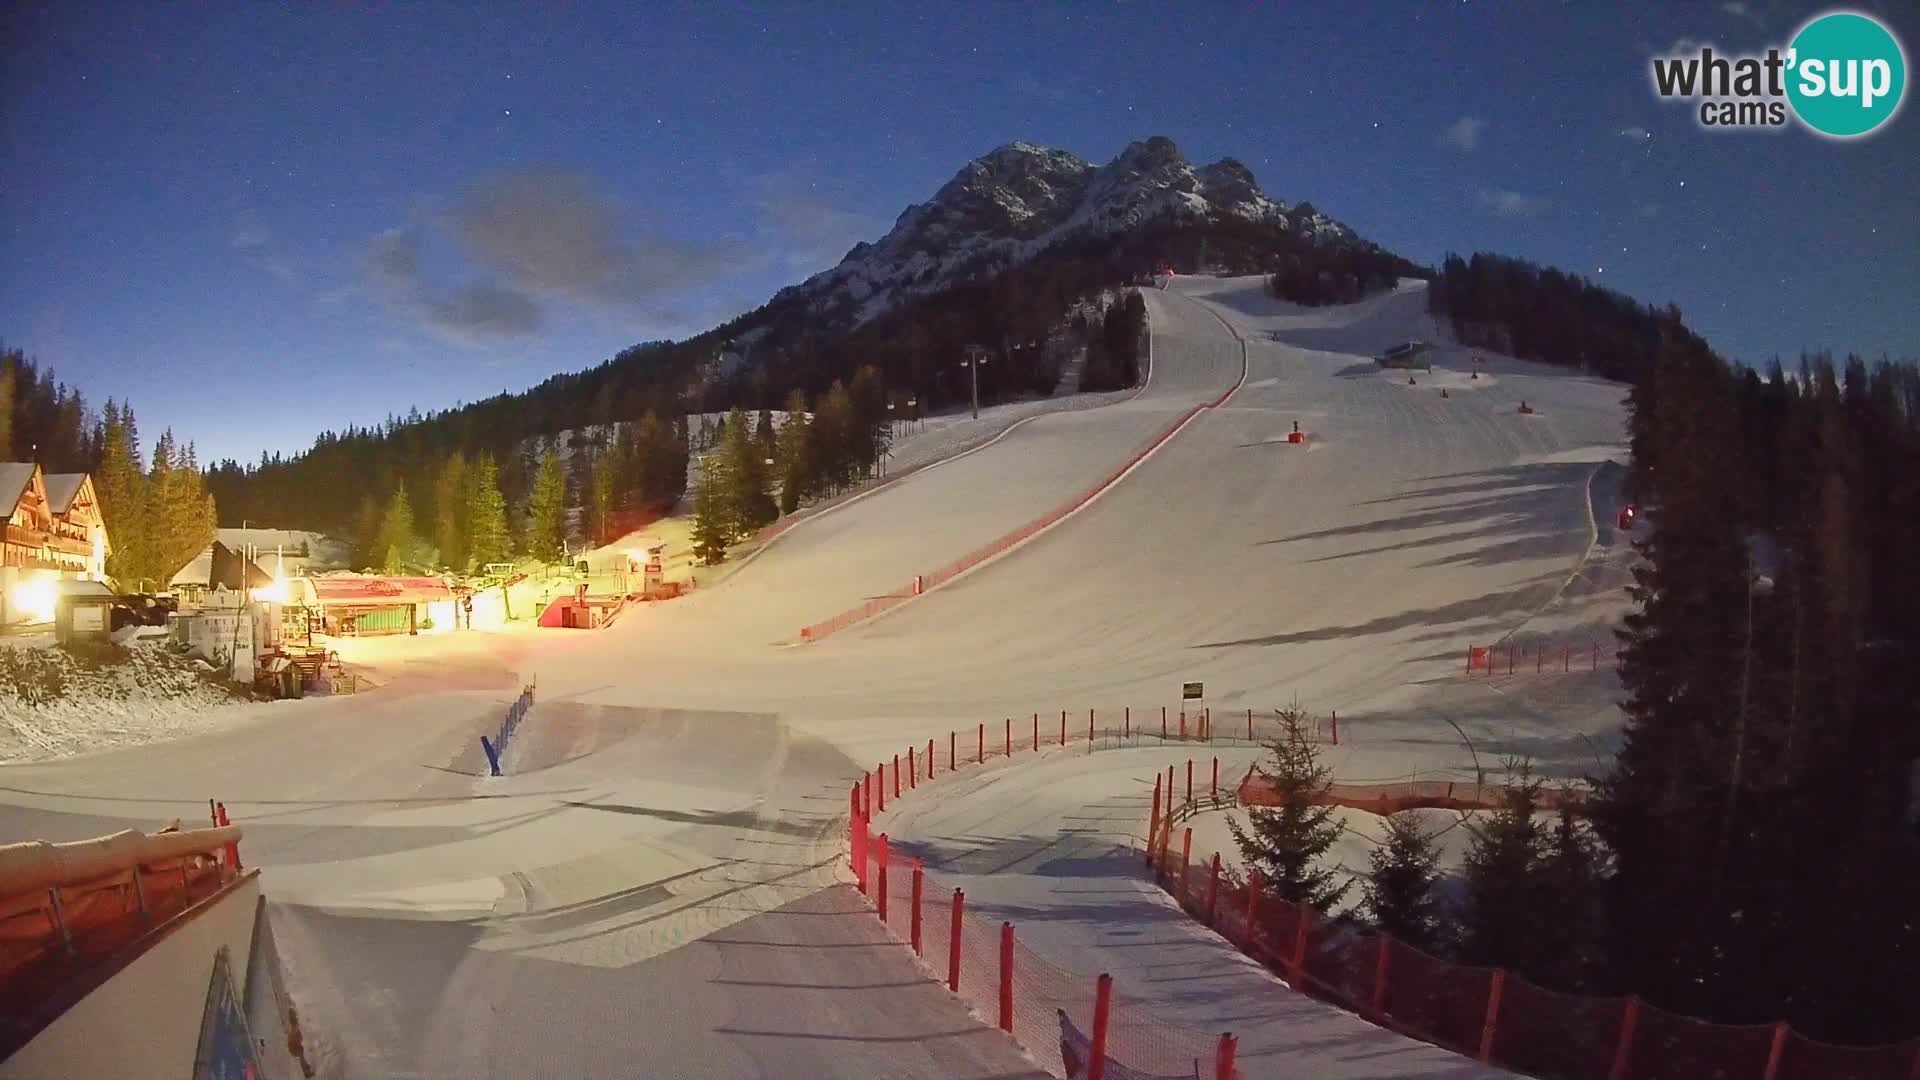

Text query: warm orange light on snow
(11, 577), (57, 623)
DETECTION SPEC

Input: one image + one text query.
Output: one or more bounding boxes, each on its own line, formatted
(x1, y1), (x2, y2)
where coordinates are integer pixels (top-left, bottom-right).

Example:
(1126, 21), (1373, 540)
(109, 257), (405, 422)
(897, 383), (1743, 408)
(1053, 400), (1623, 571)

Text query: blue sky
(3, 2), (1915, 464)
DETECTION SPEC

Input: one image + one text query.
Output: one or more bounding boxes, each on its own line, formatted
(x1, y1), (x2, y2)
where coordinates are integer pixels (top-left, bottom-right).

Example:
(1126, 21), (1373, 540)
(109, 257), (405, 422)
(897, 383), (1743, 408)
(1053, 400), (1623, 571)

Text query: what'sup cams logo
(1651, 10), (1907, 137)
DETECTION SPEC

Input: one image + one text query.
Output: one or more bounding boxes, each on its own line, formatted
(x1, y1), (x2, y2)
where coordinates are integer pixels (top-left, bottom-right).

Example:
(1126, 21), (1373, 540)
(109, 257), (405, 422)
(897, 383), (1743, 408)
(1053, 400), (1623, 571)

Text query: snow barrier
(479, 679), (538, 776)
(0, 818), (249, 1050)
(800, 396), (1222, 644)
(1146, 776), (1920, 1080)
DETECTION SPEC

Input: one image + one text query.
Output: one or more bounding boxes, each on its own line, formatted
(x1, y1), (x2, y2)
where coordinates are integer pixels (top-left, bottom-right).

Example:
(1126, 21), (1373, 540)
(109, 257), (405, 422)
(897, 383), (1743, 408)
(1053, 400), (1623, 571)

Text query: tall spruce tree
(1460, 766), (1546, 975)
(590, 452), (616, 544)
(1227, 707), (1351, 910)
(689, 453), (731, 565)
(776, 389), (812, 515)
(94, 400), (147, 585)
(1532, 804), (1609, 992)
(1365, 812), (1446, 952)
(433, 451), (468, 571)
(465, 453), (510, 569)
(377, 481), (417, 573)
(527, 447), (568, 562)
(1596, 323), (1760, 1018)
(721, 407), (775, 536)
(0, 355), (14, 460)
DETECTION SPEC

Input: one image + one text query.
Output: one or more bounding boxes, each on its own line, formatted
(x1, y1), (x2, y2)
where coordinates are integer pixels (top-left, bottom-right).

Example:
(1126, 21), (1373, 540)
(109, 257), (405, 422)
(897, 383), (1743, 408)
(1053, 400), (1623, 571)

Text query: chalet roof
(42, 473), (87, 515)
(0, 463), (38, 516)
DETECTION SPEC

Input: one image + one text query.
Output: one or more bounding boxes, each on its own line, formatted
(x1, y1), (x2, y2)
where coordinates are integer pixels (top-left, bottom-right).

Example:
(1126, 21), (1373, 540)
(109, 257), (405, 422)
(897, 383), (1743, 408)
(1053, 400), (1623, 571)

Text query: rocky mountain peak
(774, 137), (1360, 325)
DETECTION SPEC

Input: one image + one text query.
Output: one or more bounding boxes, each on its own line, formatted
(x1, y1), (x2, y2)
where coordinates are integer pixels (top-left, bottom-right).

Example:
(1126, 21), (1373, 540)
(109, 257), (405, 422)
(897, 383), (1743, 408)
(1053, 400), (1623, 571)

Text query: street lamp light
(961, 345), (991, 420)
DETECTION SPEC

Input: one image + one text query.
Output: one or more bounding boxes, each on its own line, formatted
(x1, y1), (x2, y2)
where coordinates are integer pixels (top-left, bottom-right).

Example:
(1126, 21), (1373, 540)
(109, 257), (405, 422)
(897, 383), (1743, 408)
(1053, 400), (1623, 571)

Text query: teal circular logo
(1786, 11), (1907, 137)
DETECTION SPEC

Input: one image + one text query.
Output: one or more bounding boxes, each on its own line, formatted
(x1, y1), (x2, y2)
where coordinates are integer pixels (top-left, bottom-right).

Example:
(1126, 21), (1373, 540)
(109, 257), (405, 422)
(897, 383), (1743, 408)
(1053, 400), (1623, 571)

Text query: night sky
(3, 2), (1915, 464)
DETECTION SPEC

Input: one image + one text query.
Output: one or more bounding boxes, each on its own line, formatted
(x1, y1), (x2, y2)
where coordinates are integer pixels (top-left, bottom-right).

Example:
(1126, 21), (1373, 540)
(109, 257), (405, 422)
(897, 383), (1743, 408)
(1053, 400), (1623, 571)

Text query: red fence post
(1204, 706), (1211, 741)
(1088, 973), (1114, 1080)
(1247, 707), (1254, 741)
(1608, 997), (1640, 1080)
(1147, 775), (1162, 867)
(1088, 708), (1095, 743)
(1762, 1022), (1789, 1080)
(216, 803), (242, 871)
(911, 858), (924, 954)
(1186, 759), (1194, 804)
(1212, 756), (1219, 798)
(1168, 765), (1176, 812)
(998, 922), (1014, 1032)
(1060, 709), (1067, 747)
(876, 834), (890, 923)
(1005, 717), (1011, 758)
(1479, 969), (1507, 1063)
(851, 811), (868, 894)
(877, 763), (886, 812)
(1214, 1033), (1237, 1080)
(1180, 828), (1193, 904)
(1161, 705), (1168, 739)
(978, 723), (985, 764)
(1290, 904), (1312, 988)
(1372, 934), (1392, 1019)
(949, 889), (964, 991)
(908, 746), (916, 789)
(1033, 713), (1039, 752)
(1124, 706), (1130, 738)
(893, 754), (901, 798)
(1205, 853), (1220, 925)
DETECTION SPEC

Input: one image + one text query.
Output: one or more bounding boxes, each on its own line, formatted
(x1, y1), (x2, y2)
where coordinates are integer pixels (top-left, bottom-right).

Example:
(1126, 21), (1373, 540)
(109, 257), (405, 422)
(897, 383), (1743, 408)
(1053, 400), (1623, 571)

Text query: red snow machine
(1617, 504), (1638, 530)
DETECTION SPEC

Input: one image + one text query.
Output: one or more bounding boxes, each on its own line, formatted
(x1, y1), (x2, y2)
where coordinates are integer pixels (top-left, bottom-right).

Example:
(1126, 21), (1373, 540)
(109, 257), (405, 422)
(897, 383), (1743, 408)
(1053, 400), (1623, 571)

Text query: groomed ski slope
(0, 276), (1630, 1078)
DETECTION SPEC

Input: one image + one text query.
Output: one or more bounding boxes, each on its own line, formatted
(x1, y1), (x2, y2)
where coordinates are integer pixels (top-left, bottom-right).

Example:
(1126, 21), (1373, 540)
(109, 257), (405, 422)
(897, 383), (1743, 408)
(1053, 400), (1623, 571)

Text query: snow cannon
(1287, 420), (1305, 445)
(1408, 375), (1417, 386)
(1518, 401), (1535, 415)
(1440, 388), (1449, 399)
(1617, 504), (1638, 530)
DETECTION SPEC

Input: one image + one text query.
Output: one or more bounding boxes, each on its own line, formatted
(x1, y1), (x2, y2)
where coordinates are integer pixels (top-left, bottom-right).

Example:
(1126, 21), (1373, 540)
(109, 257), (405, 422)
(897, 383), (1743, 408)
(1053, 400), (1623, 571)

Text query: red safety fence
(847, 719), (1249, 1078)
(1145, 778), (1920, 1080)
(802, 400), (1213, 643)
(1467, 640), (1621, 676)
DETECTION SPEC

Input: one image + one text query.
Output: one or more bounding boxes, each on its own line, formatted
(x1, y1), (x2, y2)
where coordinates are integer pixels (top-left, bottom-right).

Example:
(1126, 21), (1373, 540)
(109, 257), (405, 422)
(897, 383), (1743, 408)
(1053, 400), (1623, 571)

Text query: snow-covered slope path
(873, 745), (1511, 1077)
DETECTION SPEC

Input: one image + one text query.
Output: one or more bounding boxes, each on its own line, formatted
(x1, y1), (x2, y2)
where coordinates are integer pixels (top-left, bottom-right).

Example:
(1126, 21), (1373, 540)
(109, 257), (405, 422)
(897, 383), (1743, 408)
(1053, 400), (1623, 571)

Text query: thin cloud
(1441, 115), (1486, 152)
(1476, 188), (1546, 217)
(446, 167), (753, 312)
(231, 218), (271, 250)
(1618, 126), (1651, 140)
(364, 227), (544, 342)
(752, 173), (888, 272)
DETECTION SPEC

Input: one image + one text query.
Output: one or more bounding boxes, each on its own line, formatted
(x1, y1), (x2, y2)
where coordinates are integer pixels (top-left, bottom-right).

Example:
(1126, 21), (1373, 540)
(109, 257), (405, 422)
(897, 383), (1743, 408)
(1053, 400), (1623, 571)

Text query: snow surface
(0, 276), (1630, 1077)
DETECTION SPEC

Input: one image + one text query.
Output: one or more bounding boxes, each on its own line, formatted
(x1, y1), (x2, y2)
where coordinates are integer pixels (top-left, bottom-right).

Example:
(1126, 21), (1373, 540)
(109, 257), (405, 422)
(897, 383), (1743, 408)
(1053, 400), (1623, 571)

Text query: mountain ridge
(772, 135), (1360, 327)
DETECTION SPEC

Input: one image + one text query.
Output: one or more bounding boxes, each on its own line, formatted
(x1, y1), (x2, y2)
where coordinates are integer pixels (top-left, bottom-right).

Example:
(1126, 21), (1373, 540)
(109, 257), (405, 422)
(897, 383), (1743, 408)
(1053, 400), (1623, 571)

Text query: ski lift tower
(961, 345), (991, 420)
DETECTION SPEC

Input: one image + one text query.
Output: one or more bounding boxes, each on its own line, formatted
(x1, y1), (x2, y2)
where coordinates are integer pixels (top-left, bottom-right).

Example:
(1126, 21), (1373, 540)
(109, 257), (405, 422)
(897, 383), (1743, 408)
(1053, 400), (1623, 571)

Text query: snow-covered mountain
(772, 136), (1359, 325)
